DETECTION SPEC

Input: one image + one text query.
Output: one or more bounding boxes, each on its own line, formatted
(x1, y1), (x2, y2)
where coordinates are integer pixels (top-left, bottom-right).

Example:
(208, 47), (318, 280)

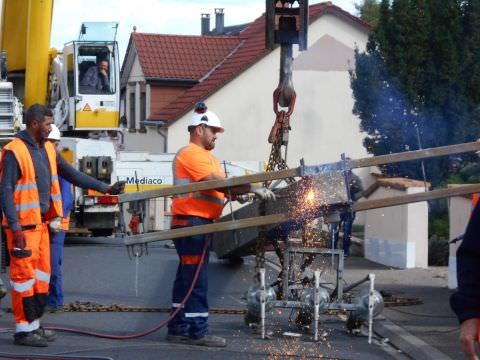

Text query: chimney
(201, 13), (210, 35)
(214, 8), (224, 35)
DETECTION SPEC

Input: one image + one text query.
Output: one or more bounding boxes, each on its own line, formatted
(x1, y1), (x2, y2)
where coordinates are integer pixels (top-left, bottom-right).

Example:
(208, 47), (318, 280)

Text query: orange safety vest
(172, 144), (225, 220)
(472, 193), (479, 212)
(60, 216), (70, 231)
(1, 138), (63, 226)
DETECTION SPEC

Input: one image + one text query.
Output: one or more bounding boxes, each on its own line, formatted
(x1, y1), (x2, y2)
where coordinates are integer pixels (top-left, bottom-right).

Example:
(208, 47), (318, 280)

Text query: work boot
(165, 333), (189, 344)
(14, 331), (48, 347)
(185, 335), (227, 348)
(34, 327), (57, 342)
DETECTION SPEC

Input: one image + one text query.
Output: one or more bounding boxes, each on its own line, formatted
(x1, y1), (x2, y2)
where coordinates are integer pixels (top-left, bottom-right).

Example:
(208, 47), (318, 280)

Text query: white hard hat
(47, 124), (61, 141)
(189, 110), (224, 132)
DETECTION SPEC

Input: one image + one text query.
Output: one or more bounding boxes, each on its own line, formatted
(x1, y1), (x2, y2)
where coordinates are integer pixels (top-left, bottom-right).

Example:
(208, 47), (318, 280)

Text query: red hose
(0, 240), (209, 340)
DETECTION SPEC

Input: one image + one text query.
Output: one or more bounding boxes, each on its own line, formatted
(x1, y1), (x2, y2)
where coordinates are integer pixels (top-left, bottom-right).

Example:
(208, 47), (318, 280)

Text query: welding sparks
(305, 189), (316, 204)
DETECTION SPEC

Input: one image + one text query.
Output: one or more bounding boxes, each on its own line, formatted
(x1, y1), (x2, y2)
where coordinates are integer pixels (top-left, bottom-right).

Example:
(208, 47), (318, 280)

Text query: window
(66, 54), (74, 97)
(129, 92), (135, 131)
(140, 91), (146, 132)
(77, 46), (115, 95)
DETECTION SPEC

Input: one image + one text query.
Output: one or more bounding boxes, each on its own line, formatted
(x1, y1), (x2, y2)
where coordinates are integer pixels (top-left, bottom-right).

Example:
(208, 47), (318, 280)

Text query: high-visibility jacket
(472, 193), (479, 211)
(172, 143), (225, 220)
(60, 216), (70, 231)
(1, 138), (63, 226)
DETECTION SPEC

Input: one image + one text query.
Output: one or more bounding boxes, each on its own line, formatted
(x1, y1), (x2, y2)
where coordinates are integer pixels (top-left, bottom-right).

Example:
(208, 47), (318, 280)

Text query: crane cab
(55, 22), (120, 132)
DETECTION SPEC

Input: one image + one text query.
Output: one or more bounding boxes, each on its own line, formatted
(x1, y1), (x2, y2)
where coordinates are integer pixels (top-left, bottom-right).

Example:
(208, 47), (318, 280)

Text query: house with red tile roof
(120, 2), (371, 174)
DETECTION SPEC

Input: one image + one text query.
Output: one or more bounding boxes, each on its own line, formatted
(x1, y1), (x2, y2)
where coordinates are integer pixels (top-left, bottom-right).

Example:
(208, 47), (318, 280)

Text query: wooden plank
(124, 213), (289, 245)
(119, 141), (480, 203)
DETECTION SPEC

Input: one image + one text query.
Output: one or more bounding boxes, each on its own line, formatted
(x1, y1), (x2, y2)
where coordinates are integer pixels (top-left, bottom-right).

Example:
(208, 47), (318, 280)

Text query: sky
(50, 0), (358, 60)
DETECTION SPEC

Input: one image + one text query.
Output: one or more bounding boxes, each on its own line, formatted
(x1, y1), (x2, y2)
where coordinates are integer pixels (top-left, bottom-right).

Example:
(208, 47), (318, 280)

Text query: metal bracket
(299, 158), (352, 177)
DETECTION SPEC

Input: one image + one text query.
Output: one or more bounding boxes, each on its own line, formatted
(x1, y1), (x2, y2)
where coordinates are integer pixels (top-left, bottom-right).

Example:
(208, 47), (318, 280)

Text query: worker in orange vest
(166, 103), (275, 348)
(472, 193), (478, 210)
(45, 125), (72, 313)
(0, 104), (125, 347)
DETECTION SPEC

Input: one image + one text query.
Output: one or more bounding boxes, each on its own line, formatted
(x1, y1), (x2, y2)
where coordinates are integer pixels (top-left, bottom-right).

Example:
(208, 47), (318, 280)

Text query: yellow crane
(0, 0), (120, 138)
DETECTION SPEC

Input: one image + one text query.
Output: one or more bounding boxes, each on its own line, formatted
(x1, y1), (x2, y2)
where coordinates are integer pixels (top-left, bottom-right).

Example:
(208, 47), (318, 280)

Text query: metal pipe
(368, 273), (375, 344)
(260, 268), (266, 340)
(122, 183), (480, 247)
(314, 270), (320, 341)
(119, 141), (480, 203)
(415, 124), (428, 192)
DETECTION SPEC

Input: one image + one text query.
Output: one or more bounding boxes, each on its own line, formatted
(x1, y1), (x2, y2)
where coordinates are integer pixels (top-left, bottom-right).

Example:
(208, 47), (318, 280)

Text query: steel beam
(123, 213), (289, 245)
(118, 141), (480, 203)
(123, 183), (480, 246)
(353, 183), (480, 212)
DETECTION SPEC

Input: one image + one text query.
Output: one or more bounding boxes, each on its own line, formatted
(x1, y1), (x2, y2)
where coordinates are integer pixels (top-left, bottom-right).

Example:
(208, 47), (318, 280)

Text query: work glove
(250, 185), (276, 201)
(11, 229), (31, 258)
(235, 194), (251, 204)
(49, 217), (62, 233)
(107, 181), (126, 195)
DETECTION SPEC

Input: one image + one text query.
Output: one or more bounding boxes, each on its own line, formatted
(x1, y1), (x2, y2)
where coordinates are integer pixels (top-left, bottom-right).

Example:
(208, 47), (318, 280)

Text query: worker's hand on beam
(460, 318), (480, 360)
(250, 185), (276, 201)
(234, 194), (250, 204)
(108, 181), (126, 195)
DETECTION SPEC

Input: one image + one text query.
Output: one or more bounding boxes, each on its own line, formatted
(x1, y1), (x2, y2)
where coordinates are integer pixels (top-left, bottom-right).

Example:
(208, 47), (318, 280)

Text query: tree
(355, 0), (381, 28)
(350, 0), (475, 185)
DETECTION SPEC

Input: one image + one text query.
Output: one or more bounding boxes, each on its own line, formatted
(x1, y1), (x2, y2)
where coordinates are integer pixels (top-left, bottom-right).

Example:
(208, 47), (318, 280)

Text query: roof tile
(138, 2), (370, 122)
(132, 33), (240, 80)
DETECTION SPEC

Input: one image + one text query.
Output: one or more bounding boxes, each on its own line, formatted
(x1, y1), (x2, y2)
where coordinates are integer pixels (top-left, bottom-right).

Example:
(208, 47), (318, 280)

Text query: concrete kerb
(349, 235), (453, 359)
(374, 317), (453, 360)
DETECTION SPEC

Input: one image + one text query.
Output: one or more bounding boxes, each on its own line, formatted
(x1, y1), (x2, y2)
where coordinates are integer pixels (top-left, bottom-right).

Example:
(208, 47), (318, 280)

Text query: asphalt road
(0, 243), (409, 359)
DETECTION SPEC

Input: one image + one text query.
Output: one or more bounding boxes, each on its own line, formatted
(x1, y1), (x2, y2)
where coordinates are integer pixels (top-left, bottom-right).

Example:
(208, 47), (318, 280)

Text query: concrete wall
(364, 186), (428, 269)
(164, 13), (371, 179)
(448, 194), (471, 289)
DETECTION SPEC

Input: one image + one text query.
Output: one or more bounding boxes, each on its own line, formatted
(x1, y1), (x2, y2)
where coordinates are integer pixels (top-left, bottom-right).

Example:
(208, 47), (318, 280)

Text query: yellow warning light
(83, 104), (92, 111)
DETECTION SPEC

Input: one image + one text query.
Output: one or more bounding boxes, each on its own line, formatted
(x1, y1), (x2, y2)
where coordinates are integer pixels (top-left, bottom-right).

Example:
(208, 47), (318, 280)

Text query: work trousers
(48, 230), (66, 308)
(6, 223), (50, 333)
(168, 216), (211, 339)
(332, 212), (355, 256)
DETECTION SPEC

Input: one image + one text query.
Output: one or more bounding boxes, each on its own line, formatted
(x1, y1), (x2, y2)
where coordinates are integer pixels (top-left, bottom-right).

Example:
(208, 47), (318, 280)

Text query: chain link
(17, 296), (422, 314)
(255, 110), (292, 279)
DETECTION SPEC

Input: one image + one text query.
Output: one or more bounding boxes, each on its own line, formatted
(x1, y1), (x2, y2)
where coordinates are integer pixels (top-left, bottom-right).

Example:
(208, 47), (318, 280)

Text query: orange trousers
(6, 223), (50, 332)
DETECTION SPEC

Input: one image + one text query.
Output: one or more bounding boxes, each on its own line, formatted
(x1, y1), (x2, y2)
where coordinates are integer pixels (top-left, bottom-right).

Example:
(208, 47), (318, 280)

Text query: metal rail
(124, 213), (289, 245)
(118, 141), (480, 203)
(123, 183), (480, 246)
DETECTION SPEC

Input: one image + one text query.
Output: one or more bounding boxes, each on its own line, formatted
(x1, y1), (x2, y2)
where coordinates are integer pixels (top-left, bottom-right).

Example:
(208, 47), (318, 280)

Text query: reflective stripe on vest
(472, 193), (479, 212)
(60, 216), (70, 231)
(171, 145), (225, 219)
(1, 138), (63, 226)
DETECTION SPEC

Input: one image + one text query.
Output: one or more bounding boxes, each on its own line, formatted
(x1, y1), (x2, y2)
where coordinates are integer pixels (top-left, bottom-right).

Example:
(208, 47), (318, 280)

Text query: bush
(428, 234), (448, 266)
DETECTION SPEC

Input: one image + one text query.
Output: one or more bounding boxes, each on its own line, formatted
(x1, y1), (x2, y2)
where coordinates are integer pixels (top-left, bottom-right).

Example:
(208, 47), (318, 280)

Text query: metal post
(260, 268), (266, 340)
(314, 270), (320, 341)
(338, 250), (344, 299)
(283, 248), (289, 300)
(368, 273), (375, 344)
(329, 222), (336, 269)
(415, 124), (428, 193)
